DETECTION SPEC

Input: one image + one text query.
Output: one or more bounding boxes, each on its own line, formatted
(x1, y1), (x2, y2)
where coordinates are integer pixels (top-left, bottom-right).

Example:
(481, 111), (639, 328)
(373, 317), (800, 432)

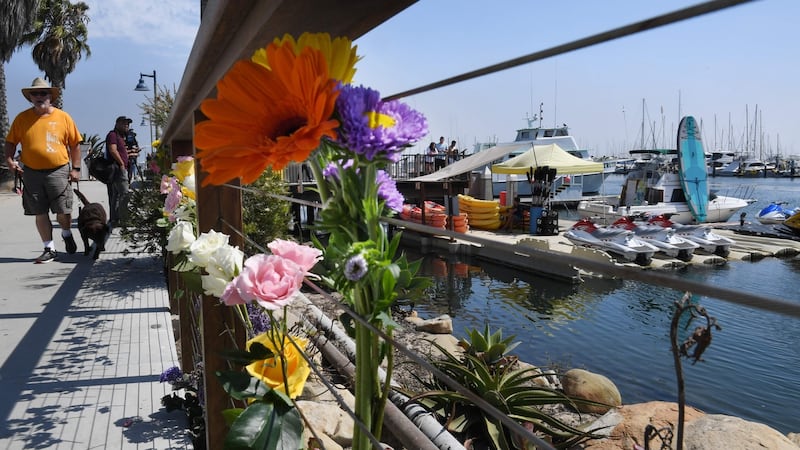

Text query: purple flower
(344, 254), (368, 281)
(323, 159), (354, 180)
(376, 170), (404, 212)
(160, 366), (183, 383)
(247, 303), (271, 336)
(336, 84), (428, 162)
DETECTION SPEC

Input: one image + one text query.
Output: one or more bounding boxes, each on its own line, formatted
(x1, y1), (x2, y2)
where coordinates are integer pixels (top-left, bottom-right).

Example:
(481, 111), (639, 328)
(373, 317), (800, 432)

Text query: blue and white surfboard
(677, 116), (708, 223)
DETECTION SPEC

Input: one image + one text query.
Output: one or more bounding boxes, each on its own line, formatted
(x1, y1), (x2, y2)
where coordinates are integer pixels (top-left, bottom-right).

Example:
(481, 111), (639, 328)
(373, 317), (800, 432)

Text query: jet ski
(648, 214), (735, 257)
(757, 202), (799, 224)
(610, 216), (699, 261)
(564, 218), (658, 266)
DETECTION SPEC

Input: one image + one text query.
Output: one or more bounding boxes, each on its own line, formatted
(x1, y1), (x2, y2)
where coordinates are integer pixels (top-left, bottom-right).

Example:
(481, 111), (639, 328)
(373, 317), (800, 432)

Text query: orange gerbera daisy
(195, 42), (340, 186)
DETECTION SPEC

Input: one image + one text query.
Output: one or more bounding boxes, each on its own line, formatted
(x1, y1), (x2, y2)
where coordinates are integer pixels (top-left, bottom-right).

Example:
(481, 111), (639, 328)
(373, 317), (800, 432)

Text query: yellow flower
(152, 139), (161, 149)
(171, 159), (195, 183)
(245, 333), (310, 399)
(253, 32), (360, 84)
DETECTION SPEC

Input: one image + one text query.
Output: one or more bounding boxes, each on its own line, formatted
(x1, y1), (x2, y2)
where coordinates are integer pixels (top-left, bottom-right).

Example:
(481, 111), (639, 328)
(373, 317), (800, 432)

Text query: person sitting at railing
(447, 140), (459, 165)
(434, 136), (447, 170)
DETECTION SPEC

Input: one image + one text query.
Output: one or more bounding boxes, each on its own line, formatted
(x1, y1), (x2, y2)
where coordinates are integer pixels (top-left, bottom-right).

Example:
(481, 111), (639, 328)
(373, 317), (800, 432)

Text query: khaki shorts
(22, 165), (73, 215)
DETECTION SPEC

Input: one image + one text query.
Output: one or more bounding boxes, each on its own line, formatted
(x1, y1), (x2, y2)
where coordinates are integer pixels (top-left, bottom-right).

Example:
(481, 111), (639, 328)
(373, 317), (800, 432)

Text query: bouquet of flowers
(193, 32), (431, 449)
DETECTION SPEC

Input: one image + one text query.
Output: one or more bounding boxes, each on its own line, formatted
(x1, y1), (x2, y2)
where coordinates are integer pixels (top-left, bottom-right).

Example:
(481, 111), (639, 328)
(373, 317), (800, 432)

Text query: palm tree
(0, 0), (41, 139)
(21, 0), (91, 109)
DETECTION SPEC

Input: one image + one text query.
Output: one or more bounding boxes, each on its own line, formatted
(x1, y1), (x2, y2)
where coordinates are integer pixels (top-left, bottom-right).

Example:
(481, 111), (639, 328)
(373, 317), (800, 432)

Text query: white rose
(165, 221), (196, 254)
(189, 230), (230, 268)
(206, 245), (244, 280)
(201, 273), (230, 297)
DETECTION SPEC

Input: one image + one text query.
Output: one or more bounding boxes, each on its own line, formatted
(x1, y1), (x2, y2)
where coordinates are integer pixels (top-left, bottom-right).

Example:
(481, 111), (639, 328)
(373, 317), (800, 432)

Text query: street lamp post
(134, 70), (158, 139)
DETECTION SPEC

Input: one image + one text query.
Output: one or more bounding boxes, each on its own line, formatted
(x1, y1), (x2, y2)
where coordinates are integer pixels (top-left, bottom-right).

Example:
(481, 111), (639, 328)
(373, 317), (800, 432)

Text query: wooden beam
(162, 0), (417, 142)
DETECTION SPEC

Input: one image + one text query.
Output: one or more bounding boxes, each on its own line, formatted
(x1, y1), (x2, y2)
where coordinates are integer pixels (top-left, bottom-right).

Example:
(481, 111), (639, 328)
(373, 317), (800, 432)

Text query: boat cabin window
(517, 130), (533, 140)
(669, 188), (686, 203)
(646, 187), (666, 204)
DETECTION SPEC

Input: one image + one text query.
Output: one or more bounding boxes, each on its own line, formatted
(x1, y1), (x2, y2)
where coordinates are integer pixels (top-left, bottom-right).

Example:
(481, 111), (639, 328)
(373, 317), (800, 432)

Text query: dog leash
(73, 174), (81, 214)
(14, 169), (23, 196)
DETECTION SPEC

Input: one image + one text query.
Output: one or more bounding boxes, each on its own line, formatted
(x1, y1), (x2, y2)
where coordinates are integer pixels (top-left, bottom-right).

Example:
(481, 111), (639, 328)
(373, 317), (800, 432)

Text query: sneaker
(64, 235), (77, 254)
(35, 248), (58, 264)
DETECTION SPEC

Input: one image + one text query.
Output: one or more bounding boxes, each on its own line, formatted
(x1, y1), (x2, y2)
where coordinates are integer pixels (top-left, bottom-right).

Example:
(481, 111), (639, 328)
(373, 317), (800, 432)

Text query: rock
(413, 314), (453, 334)
(561, 368), (622, 414)
(789, 433), (800, 446)
(422, 333), (461, 359)
(583, 401), (704, 450)
(300, 377), (355, 411)
(683, 414), (800, 450)
(296, 400), (354, 447)
(516, 361), (560, 390)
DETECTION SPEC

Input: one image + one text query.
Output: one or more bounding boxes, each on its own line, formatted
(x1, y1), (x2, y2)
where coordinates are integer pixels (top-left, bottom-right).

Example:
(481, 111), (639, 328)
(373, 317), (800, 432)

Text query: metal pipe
(296, 295), (465, 450)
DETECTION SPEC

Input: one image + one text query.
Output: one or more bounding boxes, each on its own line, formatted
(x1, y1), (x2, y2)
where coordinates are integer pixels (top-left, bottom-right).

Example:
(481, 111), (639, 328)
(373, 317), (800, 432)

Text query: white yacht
(485, 119), (609, 201)
(577, 149), (752, 224)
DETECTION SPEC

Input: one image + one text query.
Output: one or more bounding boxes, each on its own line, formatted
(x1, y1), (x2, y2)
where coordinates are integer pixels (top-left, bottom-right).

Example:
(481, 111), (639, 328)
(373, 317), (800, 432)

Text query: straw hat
(21, 77), (61, 102)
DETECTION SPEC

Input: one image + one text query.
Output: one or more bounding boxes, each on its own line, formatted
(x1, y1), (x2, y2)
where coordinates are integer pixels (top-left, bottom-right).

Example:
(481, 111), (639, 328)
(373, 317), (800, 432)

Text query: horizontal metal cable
(383, 0), (756, 101)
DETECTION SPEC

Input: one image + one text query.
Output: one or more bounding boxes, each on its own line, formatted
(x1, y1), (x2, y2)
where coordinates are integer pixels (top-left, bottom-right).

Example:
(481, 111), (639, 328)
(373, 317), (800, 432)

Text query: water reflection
(408, 250), (624, 326)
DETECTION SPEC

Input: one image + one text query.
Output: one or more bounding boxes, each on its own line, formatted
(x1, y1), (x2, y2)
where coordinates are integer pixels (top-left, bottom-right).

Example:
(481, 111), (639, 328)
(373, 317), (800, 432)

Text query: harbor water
(407, 175), (800, 434)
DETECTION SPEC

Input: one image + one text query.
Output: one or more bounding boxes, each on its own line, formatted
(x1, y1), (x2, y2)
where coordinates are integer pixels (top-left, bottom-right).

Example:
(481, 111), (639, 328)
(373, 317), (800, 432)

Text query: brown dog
(73, 189), (109, 259)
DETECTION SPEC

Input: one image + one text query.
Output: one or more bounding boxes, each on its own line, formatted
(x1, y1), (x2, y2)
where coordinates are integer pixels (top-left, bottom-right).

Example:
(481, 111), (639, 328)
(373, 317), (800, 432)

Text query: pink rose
(220, 281), (246, 305)
(221, 254), (305, 310)
(267, 239), (322, 273)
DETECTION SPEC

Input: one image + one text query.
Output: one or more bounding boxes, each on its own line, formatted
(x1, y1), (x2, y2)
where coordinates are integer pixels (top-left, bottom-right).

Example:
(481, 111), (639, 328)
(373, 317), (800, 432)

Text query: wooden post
(190, 116), (246, 450)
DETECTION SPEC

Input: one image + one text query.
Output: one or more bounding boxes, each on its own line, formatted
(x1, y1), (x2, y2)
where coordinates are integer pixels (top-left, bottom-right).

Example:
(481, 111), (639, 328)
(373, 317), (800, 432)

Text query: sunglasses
(30, 91), (50, 97)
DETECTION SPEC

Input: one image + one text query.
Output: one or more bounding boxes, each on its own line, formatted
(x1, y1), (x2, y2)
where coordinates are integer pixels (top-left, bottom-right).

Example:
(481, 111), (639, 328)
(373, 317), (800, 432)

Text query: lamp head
(134, 78), (149, 91)
(140, 117), (147, 126)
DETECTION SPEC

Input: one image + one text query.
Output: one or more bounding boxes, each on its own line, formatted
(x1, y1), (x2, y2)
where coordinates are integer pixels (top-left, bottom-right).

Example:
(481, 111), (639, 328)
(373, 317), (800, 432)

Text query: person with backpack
(3, 77), (82, 263)
(106, 116), (131, 227)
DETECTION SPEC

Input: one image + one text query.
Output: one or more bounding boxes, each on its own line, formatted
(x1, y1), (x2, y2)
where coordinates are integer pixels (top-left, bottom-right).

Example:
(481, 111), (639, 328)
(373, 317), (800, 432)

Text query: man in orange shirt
(4, 78), (82, 263)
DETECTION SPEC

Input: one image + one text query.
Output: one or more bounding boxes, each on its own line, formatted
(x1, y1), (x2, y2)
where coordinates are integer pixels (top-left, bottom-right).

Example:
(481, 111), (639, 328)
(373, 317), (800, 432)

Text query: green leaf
(223, 400), (303, 450)
(216, 371), (272, 400)
(247, 342), (277, 360)
(222, 408), (244, 426)
(171, 255), (197, 272)
(224, 402), (272, 449)
(179, 270), (203, 294)
(219, 347), (274, 366)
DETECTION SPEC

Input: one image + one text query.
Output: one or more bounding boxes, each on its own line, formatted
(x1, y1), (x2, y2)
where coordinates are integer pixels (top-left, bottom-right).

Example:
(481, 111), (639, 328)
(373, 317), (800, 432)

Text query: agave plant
(458, 324), (521, 368)
(406, 326), (606, 449)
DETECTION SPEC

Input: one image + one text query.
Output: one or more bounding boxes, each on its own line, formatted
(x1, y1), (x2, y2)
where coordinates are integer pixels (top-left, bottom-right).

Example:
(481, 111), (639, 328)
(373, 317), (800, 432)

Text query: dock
(394, 217), (800, 281)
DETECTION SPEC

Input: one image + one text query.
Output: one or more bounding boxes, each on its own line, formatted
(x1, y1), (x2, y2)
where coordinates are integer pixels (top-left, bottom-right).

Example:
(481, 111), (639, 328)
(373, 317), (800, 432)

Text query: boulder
(562, 368), (622, 414)
(683, 414), (800, 450)
(296, 400), (354, 447)
(413, 314), (453, 334)
(583, 401), (705, 450)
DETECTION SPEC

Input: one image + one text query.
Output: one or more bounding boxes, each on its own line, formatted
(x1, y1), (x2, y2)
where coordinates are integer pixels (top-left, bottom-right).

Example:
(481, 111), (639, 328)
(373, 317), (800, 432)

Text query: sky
(5, 0), (799, 160)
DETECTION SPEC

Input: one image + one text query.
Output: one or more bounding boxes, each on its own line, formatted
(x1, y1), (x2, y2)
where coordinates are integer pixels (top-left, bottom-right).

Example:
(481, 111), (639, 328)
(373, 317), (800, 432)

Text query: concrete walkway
(0, 179), (191, 449)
